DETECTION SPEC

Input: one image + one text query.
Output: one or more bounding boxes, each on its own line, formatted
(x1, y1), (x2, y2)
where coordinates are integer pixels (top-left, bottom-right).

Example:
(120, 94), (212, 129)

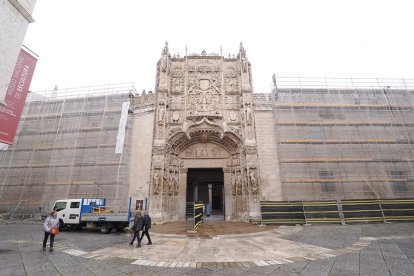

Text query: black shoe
(129, 242), (133, 246)
(43, 247), (46, 251)
(147, 242), (152, 245)
(137, 243), (141, 248)
(49, 247), (53, 252)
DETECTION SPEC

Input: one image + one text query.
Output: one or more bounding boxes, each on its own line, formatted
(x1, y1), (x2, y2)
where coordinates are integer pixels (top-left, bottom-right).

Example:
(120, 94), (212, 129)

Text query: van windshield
(54, 202), (67, 212)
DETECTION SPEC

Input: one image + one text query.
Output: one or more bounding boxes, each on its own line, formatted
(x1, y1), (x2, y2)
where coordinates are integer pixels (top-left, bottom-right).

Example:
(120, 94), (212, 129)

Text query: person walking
(139, 210), (152, 245)
(129, 210), (144, 247)
(42, 210), (60, 252)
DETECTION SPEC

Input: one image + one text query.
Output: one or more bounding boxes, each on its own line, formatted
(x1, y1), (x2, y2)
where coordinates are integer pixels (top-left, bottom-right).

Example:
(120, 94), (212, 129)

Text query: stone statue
(245, 105), (252, 124)
(201, 144), (208, 157)
(231, 171), (237, 195)
(161, 42), (168, 72)
(211, 146), (219, 157)
(153, 170), (161, 195)
(240, 43), (248, 73)
(185, 146), (193, 157)
(236, 170), (243, 195)
(249, 170), (257, 194)
(158, 105), (165, 122)
(168, 169), (174, 195)
(161, 54), (167, 72)
(173, 170), (179, 195)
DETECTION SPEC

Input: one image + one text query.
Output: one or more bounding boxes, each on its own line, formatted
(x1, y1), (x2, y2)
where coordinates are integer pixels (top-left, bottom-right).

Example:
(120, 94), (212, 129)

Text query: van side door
(67, 200), (81, 224)
(54, 201), (68, 223)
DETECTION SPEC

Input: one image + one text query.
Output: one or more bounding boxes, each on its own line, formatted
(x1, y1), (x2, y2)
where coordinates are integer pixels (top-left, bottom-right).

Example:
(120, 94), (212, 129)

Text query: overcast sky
(23, 0), (414, 94)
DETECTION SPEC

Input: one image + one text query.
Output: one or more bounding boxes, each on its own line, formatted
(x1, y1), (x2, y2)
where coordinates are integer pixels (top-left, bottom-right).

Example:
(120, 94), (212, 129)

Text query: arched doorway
(186, 168), (224, 220)
(149, 118), (261, 222)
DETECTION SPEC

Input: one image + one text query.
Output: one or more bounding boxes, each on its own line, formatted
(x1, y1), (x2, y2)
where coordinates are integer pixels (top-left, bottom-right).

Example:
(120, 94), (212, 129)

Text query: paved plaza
(1, 221), (414, 275)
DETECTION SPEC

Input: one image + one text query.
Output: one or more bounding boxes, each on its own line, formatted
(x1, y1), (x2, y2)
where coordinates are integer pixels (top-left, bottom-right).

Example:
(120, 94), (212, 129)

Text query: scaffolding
(272, 77), (414, 201)
(0, 83), (134, 219)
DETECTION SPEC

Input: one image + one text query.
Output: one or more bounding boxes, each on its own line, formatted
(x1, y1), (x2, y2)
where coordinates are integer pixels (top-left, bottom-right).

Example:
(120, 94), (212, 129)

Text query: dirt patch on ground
(151, 221), (279, 237)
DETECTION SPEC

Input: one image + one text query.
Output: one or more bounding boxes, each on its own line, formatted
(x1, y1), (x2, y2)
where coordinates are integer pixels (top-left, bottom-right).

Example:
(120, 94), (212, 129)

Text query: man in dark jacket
(139, 210), (152, 245)
(129, 211), (144, 247)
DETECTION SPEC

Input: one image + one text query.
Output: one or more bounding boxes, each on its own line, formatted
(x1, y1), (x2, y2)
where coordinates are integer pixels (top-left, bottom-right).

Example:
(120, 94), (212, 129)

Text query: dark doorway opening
(186, 168), (224, 220)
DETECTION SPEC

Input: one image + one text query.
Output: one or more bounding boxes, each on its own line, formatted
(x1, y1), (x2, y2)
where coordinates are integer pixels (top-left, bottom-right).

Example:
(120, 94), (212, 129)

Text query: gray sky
(24, 0), (414, 94)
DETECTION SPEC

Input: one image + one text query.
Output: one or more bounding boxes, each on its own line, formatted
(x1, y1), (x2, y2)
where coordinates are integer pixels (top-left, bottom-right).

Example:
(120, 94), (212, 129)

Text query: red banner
(0, 48), (38, 144)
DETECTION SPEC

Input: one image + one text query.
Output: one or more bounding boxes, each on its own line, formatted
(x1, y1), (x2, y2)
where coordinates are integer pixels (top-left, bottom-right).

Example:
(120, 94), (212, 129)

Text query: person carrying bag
(43, 210), (60, 252)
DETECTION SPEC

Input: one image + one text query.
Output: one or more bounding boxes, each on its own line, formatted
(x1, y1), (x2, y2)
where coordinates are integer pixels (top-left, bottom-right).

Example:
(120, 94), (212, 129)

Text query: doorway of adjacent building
(186, 168), (224, 220)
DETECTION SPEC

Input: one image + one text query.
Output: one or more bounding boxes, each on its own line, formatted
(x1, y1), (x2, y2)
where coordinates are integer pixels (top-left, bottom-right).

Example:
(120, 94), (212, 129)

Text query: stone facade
(0, 0), (36, 105)
(1, 41), (411, 222)
(129, 43), (270, 222)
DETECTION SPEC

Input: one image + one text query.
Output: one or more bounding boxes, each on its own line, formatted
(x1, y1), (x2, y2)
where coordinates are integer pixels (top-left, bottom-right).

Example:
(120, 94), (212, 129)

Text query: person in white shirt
(42, 210), (60, 252)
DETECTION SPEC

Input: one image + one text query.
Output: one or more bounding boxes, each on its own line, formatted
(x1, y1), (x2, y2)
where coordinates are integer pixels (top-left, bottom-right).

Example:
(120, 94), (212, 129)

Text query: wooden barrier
(335, 199), (384, 223)
(194, 201), (204, 230)
(260, 198), (414, 225)
(260, 201), (305, 224)
(303, 200), (341, 223)
(186, 202), (194, 220)
(380, 198), (414, 222)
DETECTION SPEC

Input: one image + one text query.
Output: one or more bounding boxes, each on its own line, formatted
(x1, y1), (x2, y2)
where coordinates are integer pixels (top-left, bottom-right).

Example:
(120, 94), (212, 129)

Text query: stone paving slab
(1, 222), (414, 275)
(17, 226), (411, 269)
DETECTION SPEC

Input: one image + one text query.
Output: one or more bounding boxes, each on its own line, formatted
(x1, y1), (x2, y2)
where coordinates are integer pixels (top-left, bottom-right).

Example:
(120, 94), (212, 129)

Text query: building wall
(0, 0), (36, 104)
(0, 84), (413, 218)
(0, 84), (133, 217)
(253, 98), (282, 201)
(273, 87), (414, 201)
(128, 109), (155, 210)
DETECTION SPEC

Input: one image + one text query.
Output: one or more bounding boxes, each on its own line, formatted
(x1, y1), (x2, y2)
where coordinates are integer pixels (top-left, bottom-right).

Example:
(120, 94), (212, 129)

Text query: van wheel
(100, 223), (111, 234)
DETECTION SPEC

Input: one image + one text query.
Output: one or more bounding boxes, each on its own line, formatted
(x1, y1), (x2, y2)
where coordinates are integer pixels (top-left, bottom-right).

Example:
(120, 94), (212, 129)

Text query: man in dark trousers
(139, 210), (152, 245)
(129, 211), (144, 247)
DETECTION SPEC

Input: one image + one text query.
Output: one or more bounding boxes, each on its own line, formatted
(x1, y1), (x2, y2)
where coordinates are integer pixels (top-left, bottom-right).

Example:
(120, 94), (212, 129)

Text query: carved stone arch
(167, 118), (242, 155)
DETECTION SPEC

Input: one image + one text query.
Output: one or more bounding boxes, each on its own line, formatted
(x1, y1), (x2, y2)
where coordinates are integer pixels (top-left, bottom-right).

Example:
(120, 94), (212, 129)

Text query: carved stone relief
(165, 168), (179, 195)
(149, 44), (261, 221)
(244, 103), (253, 125)
(180, 143), (229, 159)
(152, 155), (164, 170)
(228, 126), (241, 136)
(224, 95), (239, 110)
(152, 169), (162, 195)
(249, 169), (258, 194)
(169, 111), (182, 124)
(170, 74), (183, 94)
(240, 52), (248, 73)
(244, 146), (258, 155)
(186, 59), (221, 72)
(224, 75), (239, 94)
(168, 127), (181, 137)
(236, 169), (243, 195)
(161, 42), (169, 72)
(170, 95), (184, 110)
(227, 110), (239, 123)
(186, 72), (222, 118)
(231, 170), (237, 195)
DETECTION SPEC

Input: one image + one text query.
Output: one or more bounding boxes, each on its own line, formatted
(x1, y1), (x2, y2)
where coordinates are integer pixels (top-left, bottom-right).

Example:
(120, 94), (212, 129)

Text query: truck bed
(81, 212), (129, 222)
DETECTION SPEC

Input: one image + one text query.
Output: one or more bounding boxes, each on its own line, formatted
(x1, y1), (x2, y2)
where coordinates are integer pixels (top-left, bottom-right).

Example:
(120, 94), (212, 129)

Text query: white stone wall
(128, 110), (155, 208)
(254, 107), (283, 200)
(0, 0), (36, 104)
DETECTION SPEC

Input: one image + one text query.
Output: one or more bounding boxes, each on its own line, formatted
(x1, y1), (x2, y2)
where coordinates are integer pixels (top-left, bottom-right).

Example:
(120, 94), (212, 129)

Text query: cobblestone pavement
(1, 221), (413, 275)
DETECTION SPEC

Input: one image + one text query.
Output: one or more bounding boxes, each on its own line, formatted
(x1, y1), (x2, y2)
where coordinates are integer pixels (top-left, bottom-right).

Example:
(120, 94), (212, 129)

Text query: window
(391, 171), (409, 193)
(53, 202), (67, 212)
(320, 171), (335, 193)
(70, 201), (80, 208)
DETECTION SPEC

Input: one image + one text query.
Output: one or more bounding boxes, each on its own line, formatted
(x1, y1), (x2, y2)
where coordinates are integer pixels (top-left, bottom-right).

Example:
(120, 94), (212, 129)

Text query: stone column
(223, 169), (232, 220)
(177, 169), (188, 220)
(194, 184), (198, 201)
(208, 184), (213, 215)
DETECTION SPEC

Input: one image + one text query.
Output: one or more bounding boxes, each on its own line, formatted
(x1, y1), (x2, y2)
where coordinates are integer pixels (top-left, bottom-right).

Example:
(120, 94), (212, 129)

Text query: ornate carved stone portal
(147, 42), (261, 222)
